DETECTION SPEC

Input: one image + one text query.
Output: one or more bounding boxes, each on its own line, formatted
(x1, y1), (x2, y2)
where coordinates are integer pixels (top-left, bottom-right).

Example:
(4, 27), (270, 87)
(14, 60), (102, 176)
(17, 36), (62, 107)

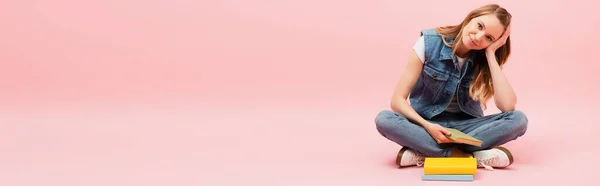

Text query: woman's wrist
(421, 121), (432, 129)
(485, 49), (496, 57)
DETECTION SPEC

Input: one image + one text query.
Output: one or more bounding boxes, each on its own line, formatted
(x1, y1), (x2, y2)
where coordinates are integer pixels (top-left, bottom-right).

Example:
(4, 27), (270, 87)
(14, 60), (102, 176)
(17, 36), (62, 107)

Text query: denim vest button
(433, 73), (438, 78)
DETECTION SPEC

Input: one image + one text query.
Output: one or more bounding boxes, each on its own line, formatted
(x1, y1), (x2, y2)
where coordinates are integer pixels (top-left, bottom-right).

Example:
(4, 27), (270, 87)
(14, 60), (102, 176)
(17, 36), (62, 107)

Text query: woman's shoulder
(417, 28), (446, 49)
(420, 28), (441, 37)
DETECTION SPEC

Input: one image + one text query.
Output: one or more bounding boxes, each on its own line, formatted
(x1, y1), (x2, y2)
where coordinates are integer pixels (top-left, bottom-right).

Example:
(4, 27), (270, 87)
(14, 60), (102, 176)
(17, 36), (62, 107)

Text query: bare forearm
(486, 52), (517, 111)
(391, 99), (431, 128)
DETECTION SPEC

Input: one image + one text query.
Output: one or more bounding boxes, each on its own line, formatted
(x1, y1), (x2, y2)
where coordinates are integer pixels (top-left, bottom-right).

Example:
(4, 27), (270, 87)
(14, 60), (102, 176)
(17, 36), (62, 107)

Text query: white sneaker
(396, 147), (426, 167)
(473, 146), (514, 170)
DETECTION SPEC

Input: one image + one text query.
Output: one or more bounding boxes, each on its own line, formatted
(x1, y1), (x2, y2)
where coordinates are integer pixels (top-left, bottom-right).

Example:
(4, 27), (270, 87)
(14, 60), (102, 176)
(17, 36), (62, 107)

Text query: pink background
(2, 0), (599, 185)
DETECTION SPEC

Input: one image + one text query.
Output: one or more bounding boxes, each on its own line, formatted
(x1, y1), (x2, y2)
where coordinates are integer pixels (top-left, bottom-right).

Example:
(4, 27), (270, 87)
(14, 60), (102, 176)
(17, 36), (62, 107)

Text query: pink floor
(2, 102), (599, 185)
(2, 0), (600, 185)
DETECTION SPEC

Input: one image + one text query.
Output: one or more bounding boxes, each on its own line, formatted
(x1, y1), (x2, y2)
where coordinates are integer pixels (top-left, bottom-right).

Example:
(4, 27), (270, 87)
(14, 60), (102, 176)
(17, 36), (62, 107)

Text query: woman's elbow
(497, 101), (517, 112)
(499, 106), (516, 112)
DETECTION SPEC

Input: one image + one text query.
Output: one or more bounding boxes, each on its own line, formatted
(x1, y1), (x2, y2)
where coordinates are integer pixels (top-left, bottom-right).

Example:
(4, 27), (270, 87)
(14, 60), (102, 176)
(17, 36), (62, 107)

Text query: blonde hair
(435, 4), (512, 110)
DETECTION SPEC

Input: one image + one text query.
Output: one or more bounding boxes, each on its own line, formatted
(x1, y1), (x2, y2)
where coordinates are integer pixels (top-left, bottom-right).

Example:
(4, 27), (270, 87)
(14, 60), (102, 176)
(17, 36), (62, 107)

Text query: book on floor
(422, 174), (474, 181)
(423, 157), (477, 175)
(444, 128), (483, 147)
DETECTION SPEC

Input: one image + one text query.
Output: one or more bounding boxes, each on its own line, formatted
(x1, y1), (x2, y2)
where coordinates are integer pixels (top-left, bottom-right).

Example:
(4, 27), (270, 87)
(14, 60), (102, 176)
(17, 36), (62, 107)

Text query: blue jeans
(375, 110), (528, 157)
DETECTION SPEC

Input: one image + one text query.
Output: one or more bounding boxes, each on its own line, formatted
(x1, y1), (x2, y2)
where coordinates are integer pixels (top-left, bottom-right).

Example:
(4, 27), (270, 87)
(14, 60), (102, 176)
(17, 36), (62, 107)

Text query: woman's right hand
(424, 123), (454, 144)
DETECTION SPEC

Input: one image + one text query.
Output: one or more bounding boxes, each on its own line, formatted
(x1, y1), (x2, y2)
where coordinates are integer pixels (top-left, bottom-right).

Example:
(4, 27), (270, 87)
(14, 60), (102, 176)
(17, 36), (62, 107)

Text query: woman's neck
(454, 42), (470, 58)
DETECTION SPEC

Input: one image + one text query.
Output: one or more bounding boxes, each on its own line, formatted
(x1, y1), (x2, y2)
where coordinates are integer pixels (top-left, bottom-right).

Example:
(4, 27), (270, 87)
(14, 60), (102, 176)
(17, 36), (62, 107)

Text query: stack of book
(422, 157), (477, 181)
(419, 127), (483, 181)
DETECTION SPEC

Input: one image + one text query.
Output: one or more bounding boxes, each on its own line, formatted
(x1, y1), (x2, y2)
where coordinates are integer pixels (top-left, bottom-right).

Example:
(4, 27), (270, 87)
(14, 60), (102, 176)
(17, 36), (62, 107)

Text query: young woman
(374, 4), (528, 170)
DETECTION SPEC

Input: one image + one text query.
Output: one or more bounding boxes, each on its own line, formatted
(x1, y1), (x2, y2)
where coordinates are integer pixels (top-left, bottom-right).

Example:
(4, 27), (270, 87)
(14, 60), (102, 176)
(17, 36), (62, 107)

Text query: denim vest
(409, 28), (484, 119)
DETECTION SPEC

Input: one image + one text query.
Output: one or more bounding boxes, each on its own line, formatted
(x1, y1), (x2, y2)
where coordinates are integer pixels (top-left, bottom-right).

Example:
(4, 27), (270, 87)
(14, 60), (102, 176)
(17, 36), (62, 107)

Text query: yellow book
(423, 157), (477, 175)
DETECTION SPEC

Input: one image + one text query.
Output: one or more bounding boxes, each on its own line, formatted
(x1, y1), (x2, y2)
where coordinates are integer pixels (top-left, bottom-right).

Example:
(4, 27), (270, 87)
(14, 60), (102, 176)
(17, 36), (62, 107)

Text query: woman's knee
(375, 110), (407, 133)
(507, 110), (528, 135)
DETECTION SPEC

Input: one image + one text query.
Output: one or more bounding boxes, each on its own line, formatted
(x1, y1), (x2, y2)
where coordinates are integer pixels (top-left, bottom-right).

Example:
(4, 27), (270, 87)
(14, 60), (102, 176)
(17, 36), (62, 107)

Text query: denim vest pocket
(458, 77), (484, 117)
(459, 78), (472, 89)
(422, 65), (449, 96)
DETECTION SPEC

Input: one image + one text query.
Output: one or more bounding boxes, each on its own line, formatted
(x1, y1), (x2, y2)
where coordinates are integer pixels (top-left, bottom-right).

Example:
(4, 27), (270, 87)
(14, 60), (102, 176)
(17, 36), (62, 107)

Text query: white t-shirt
(413, 36), (467, 69)
(412, 36), (465, 113)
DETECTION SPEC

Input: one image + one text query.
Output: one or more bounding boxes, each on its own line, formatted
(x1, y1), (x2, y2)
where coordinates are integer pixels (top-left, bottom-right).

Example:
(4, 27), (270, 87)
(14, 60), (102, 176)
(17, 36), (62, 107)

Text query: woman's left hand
(486, 24), (511, 54)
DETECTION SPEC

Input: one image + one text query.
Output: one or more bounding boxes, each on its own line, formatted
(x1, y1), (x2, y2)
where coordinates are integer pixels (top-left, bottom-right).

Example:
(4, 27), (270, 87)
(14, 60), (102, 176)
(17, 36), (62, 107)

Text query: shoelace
(413, 153), (425, 167)
(476, 156), (498, 170)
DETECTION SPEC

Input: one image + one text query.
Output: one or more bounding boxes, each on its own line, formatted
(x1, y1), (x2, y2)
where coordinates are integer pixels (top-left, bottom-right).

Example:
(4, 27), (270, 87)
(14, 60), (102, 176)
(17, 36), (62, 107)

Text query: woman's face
(461, 14), (505, 50)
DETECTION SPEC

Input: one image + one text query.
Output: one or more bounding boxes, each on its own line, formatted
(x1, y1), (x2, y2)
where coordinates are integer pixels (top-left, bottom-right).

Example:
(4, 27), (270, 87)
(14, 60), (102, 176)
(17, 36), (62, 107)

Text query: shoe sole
(396, 147), (408, 167)
(494, 146), (514, 165)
